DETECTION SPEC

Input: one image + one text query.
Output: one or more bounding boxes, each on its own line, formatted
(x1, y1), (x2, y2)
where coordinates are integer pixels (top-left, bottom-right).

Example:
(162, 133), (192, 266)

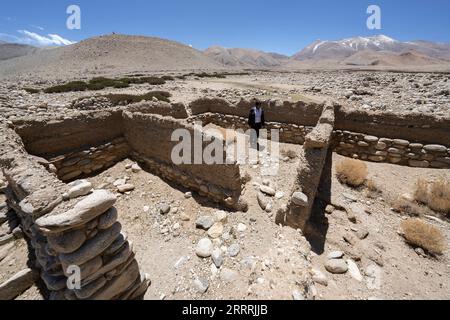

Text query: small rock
(228, 244), (240, 257)
(356, 228), (369, 240)
(347, 259), (363, 282)
(159, 203), (171, 215)
(327, 251), (344, 259)
(257, 192), (269, 210)
(211, 248), (224, 268)
(113, 178), (126, 187)
(260, 185), (276, 196)
(275, 191), (285, 199)
(193, 277), (209, 294)
(131, 164), (142, 173)
(292, 289), (305, 300)
(236, 223), (247, 233)
(184, 192), (192, 199)
(207, 223), (224, 239)
(325, 259), (348, 274)
(117, 184), (135, 193)
(196, 216), (215, 230)
(291, 192), (308, 207)
(325, 205), (335, 214)
(311, 269), (328, 286)
(196, 238), (213, 258)
(214, 210), (228, 223)
(67, 180), (93, 199)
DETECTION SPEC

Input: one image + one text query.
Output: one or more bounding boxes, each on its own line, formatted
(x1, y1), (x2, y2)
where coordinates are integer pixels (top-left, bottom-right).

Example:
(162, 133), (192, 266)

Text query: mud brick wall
(48, 137), (131, 181)
(333, 131), (450, 169)
(126, 101), (188, 119)
(335, 106), (450, 146)
(13, 110), (124, 157)
(123, 111), (246, 210)
(190, 113), (310, 145)
(277, 102), (335, 230)
(0, 125), (149, 300)
(190, 98), (324, 126)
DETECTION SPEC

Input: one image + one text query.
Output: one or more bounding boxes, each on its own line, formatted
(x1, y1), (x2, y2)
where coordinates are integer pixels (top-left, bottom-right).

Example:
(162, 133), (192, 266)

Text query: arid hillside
(0, 34), (224, 80)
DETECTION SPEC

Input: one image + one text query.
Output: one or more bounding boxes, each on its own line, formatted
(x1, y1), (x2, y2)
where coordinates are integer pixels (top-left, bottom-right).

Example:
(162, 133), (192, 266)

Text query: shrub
(365, 179), (382, 198)
(23, 88), (40, 94)
(401, 218), (446, 255)
(414, 177), (450, 214)
(104, 91), (171, 105)
(281, 149), (297, 160)
(87, 77), (130, 90)
(44, 81), (88, 93)
(392, 197), (427, 216)
(427, 178), (450, 214)
(335, 158), (368, 187)
(161, 75), (175, 81)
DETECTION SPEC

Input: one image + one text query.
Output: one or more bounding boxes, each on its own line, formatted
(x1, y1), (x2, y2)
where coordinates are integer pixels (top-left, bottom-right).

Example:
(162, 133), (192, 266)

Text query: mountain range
(0, 42), (37, 61)
(206, 35), (450, 68)
(1, 34), (449, 79)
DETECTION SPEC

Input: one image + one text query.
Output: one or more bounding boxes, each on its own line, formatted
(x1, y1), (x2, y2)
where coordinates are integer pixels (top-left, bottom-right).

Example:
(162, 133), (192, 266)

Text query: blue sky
(1, 0), (449, 55)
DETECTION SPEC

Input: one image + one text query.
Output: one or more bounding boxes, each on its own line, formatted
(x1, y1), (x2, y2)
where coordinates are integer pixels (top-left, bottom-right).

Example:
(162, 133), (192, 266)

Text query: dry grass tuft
(336, 158), (368, 188)
(401, 218), (447, 255)
(281, 149), (297, 160)
(364, 179), (382, 198)
(392, 197), (428, 217)
(414, 177), (450, 215)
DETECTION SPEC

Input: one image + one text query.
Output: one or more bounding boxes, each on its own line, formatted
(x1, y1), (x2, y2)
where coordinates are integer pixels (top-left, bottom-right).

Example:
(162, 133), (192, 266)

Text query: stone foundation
(333, 131), (450, 169)
(0, 125), (150, 300)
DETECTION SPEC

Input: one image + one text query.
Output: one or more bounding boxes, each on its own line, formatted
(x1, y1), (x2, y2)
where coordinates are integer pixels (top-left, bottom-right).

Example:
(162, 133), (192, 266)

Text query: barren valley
(0, 34), (449, 301)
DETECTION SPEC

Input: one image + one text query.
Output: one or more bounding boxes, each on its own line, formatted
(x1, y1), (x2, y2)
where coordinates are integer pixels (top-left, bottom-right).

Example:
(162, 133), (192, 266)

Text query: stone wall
(333, 131), (450, 169)
(0, 125), (149, 300)
(126, 101), (188, 119)
(277, 102), (335, 230)
(47, 137), (131, 182)
(190, 98), (324, 126)
(122, 112), (246, 210)
(13, 111), (124, 157)
(335, 106), (450, 146)
(190, 112), (309, 145)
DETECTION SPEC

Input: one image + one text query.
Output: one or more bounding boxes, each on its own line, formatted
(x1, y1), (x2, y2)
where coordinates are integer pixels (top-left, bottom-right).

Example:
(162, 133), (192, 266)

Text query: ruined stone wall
(190, 98), (324, 126)
(122, 112), (246, 210)
(126, 101), (188, 119)
(335, 106), (450, 146)
(191, 113), (309, 145)
(13, 111), (124, 157)
(0, 125), (149, 300)
(47, 138), (131, 182)
(277, 102), (335, 230)
(333, 131), (450, 169)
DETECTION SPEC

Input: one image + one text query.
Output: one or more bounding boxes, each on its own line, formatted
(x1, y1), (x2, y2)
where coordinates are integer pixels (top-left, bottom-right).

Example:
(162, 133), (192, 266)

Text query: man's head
(255, 101), (262, 109)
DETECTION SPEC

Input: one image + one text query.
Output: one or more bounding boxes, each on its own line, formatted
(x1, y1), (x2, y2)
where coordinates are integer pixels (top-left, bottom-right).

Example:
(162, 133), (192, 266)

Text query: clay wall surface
(13, 111), (124, 157)
(122, 112), (245, 210)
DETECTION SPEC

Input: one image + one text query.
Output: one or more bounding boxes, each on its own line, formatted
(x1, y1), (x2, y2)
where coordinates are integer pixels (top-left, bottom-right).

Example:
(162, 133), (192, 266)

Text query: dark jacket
(248, 107), (265, 128)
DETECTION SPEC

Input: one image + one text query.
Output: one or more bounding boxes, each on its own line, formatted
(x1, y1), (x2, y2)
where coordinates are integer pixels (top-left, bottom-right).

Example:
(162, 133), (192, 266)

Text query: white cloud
(17, 30), (75, 46)
(31, 25), (45, 31)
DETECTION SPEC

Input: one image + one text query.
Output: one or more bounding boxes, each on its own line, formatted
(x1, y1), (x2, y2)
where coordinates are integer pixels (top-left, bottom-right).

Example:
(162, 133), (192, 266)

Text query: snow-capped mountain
(292, 35), (450, 61)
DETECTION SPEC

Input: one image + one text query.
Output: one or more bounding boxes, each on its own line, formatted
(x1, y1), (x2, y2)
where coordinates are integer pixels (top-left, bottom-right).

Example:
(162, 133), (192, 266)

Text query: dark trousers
(250, 123), (262, 150)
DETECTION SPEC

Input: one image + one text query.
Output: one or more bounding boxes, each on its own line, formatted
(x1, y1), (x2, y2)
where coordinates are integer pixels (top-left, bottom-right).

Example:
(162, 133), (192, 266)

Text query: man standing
(248, 100), (265, 150)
